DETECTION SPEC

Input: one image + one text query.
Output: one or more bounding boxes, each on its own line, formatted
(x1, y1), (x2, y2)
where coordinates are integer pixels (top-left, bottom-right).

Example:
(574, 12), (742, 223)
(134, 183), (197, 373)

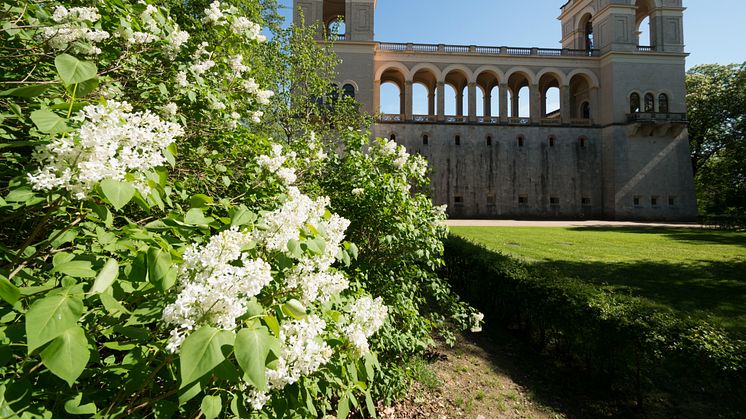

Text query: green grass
(450, 227), (746, 335)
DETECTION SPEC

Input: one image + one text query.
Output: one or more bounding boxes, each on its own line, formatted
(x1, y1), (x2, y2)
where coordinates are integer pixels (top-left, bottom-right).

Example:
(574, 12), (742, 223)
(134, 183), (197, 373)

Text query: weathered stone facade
(295, 0), (698, 220)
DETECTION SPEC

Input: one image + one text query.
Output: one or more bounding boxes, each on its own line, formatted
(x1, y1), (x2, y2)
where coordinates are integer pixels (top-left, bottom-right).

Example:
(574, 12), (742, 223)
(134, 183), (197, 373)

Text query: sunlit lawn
(450, 227), (746, 336)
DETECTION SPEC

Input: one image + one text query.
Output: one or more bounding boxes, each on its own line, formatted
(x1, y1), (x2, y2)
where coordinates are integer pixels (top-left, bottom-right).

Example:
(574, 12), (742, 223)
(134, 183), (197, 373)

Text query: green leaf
(0, 84), (51, 98)
(100, 179), (135, 211)
(51, 260), (96, 278)
(189, 194), (213, 209)
(365, 390), (376, 418)
(179, 326), (235, 388)
(26, 287), (84, 353)
(263, 315), (280, 337)
(147, 247), (176, 291)
(5, 188), (35, 203)
(200, 395), (222, 419)
(89, 259), (118, 294)
(64, 393), (97, 415)
(230, 205), (255, 227)
(68, 78), (99, 97)
(184, 208), (212, 226)
(99, 292), (129, 315)
(0, 275), (20, 305)
(235, 327), (272, 390)
(336, 393), (349, 419)
(282, 299), (306, 320)
(30, 109), (69, 134)
(40, 325), (89, 386)
(55, 54), (97, 86)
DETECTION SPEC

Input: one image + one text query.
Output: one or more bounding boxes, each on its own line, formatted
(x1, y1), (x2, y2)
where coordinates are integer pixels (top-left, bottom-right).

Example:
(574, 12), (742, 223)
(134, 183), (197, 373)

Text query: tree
(686, 63), (746, 214)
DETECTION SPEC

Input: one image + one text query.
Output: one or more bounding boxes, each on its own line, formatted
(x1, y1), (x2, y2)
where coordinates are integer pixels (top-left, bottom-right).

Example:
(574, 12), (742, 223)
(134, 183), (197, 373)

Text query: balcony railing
(477, 116), (499, 124)
(569, 118), (592, 126)
(377, 42), (600, 57)
(445, 115), (468, 123)
(412, 114), (437, 122)
(637, 45), (654, 52)
(508, 117), (531, 125)
(380, 114), (403, 122)
(627, 112), (687, 123)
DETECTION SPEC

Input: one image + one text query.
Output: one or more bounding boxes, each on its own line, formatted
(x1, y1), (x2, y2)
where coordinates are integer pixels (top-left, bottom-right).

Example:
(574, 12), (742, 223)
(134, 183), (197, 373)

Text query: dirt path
(379, 333), (566, 419)
(446, 219), (702, 228)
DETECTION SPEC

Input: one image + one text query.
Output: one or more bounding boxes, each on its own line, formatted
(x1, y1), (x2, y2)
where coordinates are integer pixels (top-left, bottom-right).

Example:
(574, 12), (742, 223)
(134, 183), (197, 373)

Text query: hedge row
(442, 235), (745, 410)
(699, 214), (746, 231)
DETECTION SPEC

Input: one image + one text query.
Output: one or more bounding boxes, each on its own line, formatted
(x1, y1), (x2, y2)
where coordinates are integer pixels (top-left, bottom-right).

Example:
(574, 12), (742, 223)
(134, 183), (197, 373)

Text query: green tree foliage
(686, 63), (746, 214)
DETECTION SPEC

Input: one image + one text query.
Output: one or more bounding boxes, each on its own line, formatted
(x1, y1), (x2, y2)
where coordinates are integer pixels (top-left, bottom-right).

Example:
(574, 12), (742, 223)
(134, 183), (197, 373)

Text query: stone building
(294, 0), (698, 220)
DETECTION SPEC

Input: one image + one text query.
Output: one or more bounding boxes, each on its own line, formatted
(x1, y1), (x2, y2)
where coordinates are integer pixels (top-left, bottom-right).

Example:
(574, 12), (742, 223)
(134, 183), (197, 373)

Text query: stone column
(560, 84), (570, 124)
(373, 80), (381, 116)
(484, 88), (492, 118)
(499, 83), (508, 123)
(428, 88), (435, 116)
(456, 87), (464, 117)
(530, 83), (540, 123)
(511, 90), (519, 119)
(404, 80), (413, 120)
(468, 82), (477, 122)
(437, 81), (445, 121)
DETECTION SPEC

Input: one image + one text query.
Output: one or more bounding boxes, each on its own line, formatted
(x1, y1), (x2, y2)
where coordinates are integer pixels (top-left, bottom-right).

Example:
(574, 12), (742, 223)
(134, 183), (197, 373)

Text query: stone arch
(506, 69), (534, 118)
(634, 0), (660, 46)
(504, 67), (536, 85)
(569, 73), (594, 120)
(643, 91), (655, 112)
(443, 66), (472, 117)
(439, 64), (474, 84)
(411, 65), (439, 116)
(628, 90), (642, 113)
(538, 70), (563, 118)
(566, 69), (600, 89)
(578, 12), (594, 51)
(340, 79), (359, 93)
(377, 64), (408, 115)
(374, 62), (410, 82)
(474, 66), (504, 117)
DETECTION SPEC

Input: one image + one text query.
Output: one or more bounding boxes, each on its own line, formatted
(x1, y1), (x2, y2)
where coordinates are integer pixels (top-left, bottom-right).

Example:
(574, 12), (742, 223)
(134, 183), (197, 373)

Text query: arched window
(658, 94), (669, 113)
(579, 137), (587, 148)
(517, 136), (524, 147)
(581, 102), (591, 119)
(585, 20), (594, 52)
(327, 17), (346, 39)
(390, 134), (396, 141)
(630, 93), (641, 113)
(644, 93), (655, 112)
(423, 134), (429, 145)
(549, 136), (556, 147)
(486, 136), (492, 146)
(342, 84), (355, 99)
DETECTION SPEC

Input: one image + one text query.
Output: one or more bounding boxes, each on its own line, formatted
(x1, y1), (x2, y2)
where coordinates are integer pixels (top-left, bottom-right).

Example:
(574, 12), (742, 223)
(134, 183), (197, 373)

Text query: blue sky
(276, 1), (746, 114)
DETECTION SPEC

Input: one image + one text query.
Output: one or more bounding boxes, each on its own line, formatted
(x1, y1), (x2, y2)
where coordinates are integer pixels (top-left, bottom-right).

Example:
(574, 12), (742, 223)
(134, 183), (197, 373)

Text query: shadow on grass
(569, 227), (746, 248)
(529, 258), (746, 336)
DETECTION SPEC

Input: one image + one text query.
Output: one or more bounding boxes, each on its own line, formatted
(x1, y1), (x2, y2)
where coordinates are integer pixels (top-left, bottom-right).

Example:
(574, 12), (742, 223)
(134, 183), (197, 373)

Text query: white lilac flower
(231, 16), (261, 39)
(343, 296), (388, 354)
(165, 29), (190, 57)
(127, 31), (158, 45)
(250, 111), (263, 123)
(229, 54), (249, 77)
(257, 144), (288, 172)
(380, 138), (397, 156)
(393, 146), (410, 169)
(276, 167), (297, 185)
(53, 6), (100, 23)
(265, 315), (333, 388)
(256, 90), (275, 105)
(470, 312), (485, 333)
(164, 102), (178, 115)
(27, 101), (183, 198)
(175, 71), (188, 87)
(202, 1), (226, 25)
(84, 29), (110, 43)
(253, 187), (329, 252)
(352, 188), (364, 196)
(209, 100), (226, 111)
(162, 227), (273, 352)
(243, 78), (259, 93)
(190, 60), (215, 75)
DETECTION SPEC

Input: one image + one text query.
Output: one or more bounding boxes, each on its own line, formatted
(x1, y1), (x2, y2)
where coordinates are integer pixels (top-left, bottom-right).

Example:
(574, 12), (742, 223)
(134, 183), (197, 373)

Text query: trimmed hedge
(443, 235), (745, 410)
(699, 214), (746, 231)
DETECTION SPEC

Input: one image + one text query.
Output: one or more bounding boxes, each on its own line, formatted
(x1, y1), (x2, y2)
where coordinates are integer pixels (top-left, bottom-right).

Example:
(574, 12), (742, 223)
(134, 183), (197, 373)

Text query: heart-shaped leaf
(55, 54), (97, 86)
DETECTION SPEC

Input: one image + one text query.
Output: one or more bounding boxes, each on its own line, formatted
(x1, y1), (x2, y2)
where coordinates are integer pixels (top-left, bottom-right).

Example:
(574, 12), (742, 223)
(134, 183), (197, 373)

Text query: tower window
(651, 196), (659, 207)
(342, 83), (355, 99)
(581, 197), (591, 206)
(455, 135), (461, 146)
(486, 193), (496, 205)
(659, 94), (669, 113)
(549, 136), (556, 147)
(581, 102), (591, 119)
(423, 134), (429, 145)
(550, 197), (560, 206)
(634, 196), (642, 207)
(644, 93), (655, 112)
(486, 136), (492, 146)
(630, 93), (641, 113)
(517, 136), (524, 147)
(454, 195), (464, 205)
(390, 134), (396, 141)
(518, 196), (528, 205)
(579, 137), (586, 148)
(668, 196), (677, 207)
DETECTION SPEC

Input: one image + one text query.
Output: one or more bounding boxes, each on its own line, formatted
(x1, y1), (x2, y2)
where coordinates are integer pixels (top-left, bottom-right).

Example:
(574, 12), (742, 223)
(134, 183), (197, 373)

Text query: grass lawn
(449, 227), (746, 336)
